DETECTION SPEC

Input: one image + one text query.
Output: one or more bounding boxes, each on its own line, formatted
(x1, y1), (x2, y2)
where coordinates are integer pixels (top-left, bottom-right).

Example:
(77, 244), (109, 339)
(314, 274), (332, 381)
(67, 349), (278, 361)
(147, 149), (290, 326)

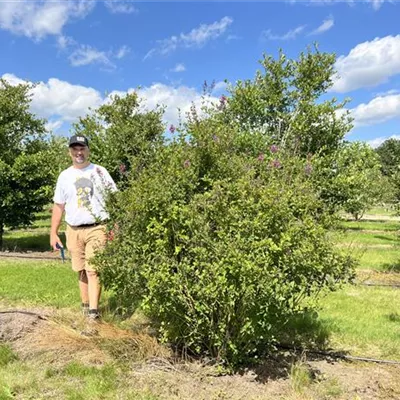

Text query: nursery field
(0, 208), (400, 399)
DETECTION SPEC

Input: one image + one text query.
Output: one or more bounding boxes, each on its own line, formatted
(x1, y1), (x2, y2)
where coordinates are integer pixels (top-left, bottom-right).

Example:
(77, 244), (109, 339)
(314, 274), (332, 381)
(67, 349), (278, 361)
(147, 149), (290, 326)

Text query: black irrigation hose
(276, 344), (400, 365)
(0, 310), (48, 320)
(0, 254), (66, 261)
(1, 311), (399, 365)
(360, 282), (400, 289)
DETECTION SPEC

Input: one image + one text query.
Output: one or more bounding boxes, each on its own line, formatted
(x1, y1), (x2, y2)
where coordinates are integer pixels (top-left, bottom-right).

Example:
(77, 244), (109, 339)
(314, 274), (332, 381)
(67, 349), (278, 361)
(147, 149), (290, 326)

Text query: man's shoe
(87, 309), (101, 321)
(81, 303), (90, 316)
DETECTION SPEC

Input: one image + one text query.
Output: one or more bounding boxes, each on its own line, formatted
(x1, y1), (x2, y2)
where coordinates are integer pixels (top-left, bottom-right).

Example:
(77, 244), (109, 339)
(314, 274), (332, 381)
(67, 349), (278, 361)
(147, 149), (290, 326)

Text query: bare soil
(1, 307), (400, 399)
(0, 250), (64, 261)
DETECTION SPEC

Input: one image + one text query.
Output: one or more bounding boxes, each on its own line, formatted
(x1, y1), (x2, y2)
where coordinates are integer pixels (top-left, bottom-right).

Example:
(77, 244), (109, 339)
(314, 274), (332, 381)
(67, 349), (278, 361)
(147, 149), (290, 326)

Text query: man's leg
(86, 270), (101, 311)
(78, 270), (90, 314)
(84, 225), (107, 318)
(66, 226), (87, 313)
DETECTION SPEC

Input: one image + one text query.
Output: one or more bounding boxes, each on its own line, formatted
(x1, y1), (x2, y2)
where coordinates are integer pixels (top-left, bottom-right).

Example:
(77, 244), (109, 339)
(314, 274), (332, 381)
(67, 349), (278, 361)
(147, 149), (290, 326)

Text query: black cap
(69, 135), (89, 147)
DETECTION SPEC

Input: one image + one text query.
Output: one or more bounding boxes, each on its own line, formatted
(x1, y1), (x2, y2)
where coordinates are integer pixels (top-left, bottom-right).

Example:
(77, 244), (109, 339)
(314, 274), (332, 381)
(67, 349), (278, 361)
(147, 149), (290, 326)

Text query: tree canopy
(0, 80), (62, 247)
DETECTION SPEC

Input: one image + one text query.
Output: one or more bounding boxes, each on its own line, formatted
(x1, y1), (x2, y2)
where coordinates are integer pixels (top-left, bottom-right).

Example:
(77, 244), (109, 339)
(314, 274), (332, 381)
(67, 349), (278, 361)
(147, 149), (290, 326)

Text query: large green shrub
(96, 117), (355, 365)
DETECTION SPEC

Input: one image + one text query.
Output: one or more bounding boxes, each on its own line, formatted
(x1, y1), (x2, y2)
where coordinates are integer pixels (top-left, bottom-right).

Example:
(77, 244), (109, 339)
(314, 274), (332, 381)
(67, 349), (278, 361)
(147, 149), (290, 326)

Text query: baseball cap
(69, 135), (89, 147)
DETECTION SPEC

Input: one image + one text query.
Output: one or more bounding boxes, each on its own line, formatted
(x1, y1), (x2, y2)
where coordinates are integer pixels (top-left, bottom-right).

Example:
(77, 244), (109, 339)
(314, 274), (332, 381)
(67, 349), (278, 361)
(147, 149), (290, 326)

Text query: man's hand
(50, 203), (65, 251)
(50, 233), (63, 251)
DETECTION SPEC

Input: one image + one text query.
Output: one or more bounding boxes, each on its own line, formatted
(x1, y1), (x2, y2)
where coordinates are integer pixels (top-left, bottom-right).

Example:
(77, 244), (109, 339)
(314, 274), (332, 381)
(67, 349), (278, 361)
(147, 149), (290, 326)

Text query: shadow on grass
(381, 262), (400, 272)
(386, 312), (400, 322)
(247, 312), (346, 383)
(277, 311), (331, 350)
(1, 232), (66, 252)
(373, 235), (399, 244)
(101, 292), (142, 321)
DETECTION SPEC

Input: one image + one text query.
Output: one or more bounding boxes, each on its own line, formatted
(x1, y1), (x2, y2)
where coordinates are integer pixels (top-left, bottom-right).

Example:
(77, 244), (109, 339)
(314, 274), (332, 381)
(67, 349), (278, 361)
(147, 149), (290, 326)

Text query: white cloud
(115, 45), (130, 59)
(292, 0), (389, 11)
(144, 16), (233, 59)
(375, 89), (400, 97)
(69, 45), (114, 68)
(1, 72), (24, 86)
(2, 73), (220, 130)
(369, 0), (386, 10)
(57, 35), (76, 50)
(212, 81), (228, 94)
(367, 134), (400, 149)
(332, 35), (400, 93)
(104, 0), (137, 14)
(2, 73), (103, 123)
(309, 15), (334, 35)
(226, 34), (240, 42)
(171, 63), (186, 73)
(0, 0), (94, 40)
(350, 94), (400, 127)
(45, 119), (63, 133)
(138, 83), (219, 126)
(262, 25), (306, 41)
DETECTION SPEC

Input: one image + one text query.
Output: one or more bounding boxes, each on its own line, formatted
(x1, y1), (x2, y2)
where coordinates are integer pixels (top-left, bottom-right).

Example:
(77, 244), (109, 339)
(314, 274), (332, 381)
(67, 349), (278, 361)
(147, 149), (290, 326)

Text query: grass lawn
(0, 260), (77, 308)
(358, 248), (400, 271)
(333, 229), (399, 246)
(1, 207), (400, 399)
(364, 206), (396, 216)
(0, 352), (159, 400)
(319, 285), (400, 360)
(1, 209), (66, 252)
(340, 219), (400, 232)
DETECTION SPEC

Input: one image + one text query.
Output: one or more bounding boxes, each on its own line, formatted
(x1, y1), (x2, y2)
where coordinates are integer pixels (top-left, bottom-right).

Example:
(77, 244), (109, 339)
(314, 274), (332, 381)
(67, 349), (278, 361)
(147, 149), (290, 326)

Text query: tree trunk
(0, 221), (3, 250)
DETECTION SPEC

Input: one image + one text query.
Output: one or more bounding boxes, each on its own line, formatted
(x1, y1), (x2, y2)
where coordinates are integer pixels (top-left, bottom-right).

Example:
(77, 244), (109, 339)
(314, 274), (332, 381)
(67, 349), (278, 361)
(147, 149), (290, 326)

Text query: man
(50, 135), (117, 321)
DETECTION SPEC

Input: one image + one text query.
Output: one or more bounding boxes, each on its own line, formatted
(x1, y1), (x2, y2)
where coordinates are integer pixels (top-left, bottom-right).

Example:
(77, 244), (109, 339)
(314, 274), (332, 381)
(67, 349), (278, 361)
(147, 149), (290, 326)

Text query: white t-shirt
(53, 163), (117, 226)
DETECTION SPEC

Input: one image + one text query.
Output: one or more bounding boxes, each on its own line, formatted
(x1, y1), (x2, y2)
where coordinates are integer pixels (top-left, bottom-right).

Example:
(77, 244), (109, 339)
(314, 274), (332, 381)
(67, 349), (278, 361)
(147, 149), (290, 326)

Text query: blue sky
(1, 0), (399, 147)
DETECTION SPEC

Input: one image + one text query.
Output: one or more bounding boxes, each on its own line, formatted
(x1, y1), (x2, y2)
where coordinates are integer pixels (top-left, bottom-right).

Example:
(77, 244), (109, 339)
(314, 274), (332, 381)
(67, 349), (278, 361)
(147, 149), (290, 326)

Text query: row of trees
(1, 47), (399, 365)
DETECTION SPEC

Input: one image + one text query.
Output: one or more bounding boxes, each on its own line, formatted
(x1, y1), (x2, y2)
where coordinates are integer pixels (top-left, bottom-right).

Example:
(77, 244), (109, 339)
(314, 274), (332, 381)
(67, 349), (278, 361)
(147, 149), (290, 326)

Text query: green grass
(340, 219), (400, 232)
(1, 206), (400, 398)
(365, 206), (396, 216)
(1, 209), (66, 252)
(0, 360), (160, 400)
(0, 346), (18, 367)
(0, 259), (77, 308)
(358, 248), (400, 271)
(319, 285), (400, 359)
(333, 230), (399, 246)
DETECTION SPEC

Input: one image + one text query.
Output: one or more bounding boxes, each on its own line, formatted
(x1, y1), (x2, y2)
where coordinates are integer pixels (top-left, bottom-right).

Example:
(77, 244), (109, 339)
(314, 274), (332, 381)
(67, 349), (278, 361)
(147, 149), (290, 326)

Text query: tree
(221, 45), (353, 157)
(374, 138), (400, 210)
(312, 142), (383, 219)
(376, 138), (400, 176)
(0, 80), (59, 247)
(72, 92), (165, 186)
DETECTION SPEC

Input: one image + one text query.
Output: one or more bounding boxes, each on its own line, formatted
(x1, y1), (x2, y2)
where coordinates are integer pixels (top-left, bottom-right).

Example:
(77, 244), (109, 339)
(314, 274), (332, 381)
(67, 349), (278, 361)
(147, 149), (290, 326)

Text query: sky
(0, 0), (399, 148)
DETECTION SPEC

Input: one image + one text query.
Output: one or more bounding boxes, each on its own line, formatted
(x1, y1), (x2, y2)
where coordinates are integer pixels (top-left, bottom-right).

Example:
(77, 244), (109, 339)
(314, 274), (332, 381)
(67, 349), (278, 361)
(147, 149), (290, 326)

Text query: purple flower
(305, 163), (313, 176)
(257, 153), (265, 162)
(271, 159), (281, 169)
(270, 145), (279, 154)
(212, 134), (219, 143)
(217, 95), (227, 111)
(183, 159), (191, 169)
(119, 164), (127, 174)
(169, 124), (176, 134)
(96, 167), (104, 176)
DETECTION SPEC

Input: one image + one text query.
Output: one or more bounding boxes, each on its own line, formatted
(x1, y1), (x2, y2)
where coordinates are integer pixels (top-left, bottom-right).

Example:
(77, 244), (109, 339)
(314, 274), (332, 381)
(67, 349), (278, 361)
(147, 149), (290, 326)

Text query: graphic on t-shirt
(74, 177), (94, 209)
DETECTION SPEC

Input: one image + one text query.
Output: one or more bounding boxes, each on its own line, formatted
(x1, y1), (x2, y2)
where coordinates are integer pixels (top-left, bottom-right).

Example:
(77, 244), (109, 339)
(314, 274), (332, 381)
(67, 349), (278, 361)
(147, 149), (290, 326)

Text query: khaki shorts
(66, 224), (107, 272)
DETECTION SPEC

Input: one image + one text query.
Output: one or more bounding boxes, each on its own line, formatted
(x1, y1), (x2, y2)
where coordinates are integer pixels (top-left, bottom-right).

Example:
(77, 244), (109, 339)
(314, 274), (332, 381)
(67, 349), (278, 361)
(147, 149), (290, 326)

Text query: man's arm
(50, 203), (65, 250)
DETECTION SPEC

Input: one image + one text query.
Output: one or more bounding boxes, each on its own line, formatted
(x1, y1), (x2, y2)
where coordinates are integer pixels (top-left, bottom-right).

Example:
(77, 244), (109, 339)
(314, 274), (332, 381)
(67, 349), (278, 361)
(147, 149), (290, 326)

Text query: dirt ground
(1, 307), (400, 400)
(0, 250), (64, 261)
